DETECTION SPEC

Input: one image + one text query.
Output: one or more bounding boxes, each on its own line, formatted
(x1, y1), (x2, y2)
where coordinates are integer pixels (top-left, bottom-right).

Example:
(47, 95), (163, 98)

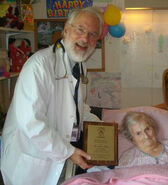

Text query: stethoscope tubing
(53, 39), (86, 81)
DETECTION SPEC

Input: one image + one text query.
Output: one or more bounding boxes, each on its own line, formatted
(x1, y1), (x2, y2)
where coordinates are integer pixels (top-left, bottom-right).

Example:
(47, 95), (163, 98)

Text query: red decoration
(5, 5), (24, 29)
(9, 39), (31, 72)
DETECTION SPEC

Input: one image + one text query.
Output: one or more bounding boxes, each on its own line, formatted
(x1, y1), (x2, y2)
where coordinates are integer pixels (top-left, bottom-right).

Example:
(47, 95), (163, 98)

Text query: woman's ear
(131, 137), (136, 144)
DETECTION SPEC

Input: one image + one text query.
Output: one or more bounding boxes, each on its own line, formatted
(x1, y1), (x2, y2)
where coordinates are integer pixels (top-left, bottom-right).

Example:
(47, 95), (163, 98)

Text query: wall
(107, 10), (168, 108)
(32, 1), (167, 108)
(32, 0), (46, 19)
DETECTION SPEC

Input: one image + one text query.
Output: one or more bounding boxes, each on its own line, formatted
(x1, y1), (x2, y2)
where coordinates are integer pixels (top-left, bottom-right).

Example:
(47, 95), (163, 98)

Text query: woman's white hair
(121, 111), (158, 141)
(66, 7), (104, 36)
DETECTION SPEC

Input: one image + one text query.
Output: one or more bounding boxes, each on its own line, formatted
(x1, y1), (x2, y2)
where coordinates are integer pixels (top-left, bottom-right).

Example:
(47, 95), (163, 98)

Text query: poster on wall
(46, 0), (93, 18)
(34, 19), (66, 50)
(86, 39), (105, 71)
(86, 72), (121, 108)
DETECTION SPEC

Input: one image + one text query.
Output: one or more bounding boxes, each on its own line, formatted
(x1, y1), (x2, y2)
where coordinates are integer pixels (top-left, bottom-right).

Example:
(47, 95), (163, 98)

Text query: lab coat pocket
(12, 153), (50, 185)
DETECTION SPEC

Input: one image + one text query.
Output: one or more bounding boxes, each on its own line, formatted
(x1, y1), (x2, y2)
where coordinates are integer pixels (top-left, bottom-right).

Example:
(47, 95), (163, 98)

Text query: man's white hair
(67, 7), (104, 36)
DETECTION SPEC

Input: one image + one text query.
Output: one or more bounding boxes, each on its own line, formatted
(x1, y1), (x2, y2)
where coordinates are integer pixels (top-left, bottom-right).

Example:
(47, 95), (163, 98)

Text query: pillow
(102, 106), (168, 157)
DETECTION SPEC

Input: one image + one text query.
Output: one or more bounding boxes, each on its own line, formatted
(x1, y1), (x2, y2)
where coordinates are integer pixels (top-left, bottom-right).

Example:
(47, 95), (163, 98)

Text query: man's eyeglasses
(70, 24), (99, 40)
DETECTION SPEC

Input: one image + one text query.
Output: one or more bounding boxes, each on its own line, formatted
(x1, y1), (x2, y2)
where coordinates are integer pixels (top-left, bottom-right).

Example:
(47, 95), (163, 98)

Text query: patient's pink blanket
(62, 165), (168, 185)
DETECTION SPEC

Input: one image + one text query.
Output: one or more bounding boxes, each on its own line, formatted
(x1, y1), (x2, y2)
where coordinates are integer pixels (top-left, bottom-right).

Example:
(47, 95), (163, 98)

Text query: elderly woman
(118, 111), (168, 168)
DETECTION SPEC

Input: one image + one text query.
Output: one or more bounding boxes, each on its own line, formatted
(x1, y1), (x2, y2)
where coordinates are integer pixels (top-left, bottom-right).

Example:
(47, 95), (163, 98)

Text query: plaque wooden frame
(83, 121), (118, 166)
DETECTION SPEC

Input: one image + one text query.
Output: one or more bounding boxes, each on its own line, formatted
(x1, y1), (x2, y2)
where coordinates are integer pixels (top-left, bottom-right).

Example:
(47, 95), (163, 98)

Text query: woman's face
(129, 120), (157, 151)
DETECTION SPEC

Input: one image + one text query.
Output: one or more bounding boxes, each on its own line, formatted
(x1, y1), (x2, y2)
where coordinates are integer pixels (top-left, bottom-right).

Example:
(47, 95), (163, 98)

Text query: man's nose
(81, 32), (90, 41)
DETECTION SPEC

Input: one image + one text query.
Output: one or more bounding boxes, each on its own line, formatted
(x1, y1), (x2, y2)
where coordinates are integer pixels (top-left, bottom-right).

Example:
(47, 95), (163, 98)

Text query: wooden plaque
(83, 121), (118, 166)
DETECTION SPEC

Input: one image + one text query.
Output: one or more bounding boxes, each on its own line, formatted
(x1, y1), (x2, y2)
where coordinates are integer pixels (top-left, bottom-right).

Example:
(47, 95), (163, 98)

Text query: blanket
(62, 164), (168, 185)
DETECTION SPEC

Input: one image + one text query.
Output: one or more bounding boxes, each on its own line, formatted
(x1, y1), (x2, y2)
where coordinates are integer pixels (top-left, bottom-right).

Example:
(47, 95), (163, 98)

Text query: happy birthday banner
(46, 0), (93, 18)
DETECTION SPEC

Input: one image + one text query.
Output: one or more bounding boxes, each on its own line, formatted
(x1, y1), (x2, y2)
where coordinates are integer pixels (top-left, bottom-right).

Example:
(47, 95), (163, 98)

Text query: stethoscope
(53, 39), (88, 84)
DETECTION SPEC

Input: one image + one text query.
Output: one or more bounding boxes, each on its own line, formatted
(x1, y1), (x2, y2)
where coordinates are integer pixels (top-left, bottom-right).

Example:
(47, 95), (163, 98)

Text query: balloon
(108, 23), (126, 38)
(99, 23), (108, 39)
(104, 5), (121, 26)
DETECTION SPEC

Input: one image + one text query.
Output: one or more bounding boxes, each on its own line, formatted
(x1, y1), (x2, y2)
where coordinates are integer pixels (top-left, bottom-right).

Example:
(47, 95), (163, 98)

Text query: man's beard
(64, 34), (95, 62)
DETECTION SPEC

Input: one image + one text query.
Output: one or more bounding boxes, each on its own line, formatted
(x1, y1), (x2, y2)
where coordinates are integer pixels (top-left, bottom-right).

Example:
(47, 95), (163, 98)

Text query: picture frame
(83, 121), (118, 166)
(34, 19), (105, 71)
(34, 19), (66, 51)
(86, 39), (105, 72)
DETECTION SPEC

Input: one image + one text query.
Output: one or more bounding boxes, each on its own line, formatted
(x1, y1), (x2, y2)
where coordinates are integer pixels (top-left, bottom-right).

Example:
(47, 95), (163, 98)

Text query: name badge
(71, 126), (80, 142)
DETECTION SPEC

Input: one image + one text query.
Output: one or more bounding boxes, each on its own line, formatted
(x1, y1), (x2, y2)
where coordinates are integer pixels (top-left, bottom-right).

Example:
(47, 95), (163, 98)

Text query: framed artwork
(86, 39), (105, 72)
(34, 19), (66, 51)
(34, 19), (105, 71)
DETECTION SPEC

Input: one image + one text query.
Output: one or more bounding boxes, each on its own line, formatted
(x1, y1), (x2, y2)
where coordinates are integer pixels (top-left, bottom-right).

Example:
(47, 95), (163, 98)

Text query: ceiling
(125, 0), (168, 9)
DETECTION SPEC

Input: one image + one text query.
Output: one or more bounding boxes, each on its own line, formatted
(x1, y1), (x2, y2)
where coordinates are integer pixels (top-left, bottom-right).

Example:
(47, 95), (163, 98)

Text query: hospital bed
(61, 106), (168, 185)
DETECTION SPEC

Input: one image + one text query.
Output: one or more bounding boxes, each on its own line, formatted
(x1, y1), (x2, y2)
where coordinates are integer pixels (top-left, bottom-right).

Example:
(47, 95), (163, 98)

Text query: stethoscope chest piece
(80, 74), (88, 84)
(80, 62), (88, 84)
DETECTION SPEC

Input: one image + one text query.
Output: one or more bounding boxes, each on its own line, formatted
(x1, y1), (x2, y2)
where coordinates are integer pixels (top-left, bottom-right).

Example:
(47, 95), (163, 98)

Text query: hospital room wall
(105, 10), (168, 108)
(32, 1), (167, 108)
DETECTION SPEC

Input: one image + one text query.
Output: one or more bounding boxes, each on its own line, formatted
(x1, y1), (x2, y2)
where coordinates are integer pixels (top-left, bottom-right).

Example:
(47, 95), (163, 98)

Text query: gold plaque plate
(83, 121), (118, 166)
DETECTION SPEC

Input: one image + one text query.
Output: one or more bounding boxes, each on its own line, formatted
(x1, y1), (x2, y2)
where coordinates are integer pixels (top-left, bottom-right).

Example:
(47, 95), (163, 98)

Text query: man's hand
(70, 148), (93, 169)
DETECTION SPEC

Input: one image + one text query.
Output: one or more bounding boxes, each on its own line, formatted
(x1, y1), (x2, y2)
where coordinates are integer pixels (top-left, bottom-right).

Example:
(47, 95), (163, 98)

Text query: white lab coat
(1, 44), (86, 185)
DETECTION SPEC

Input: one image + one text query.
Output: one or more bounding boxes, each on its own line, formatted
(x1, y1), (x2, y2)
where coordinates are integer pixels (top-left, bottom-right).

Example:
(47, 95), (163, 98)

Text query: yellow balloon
(104, 5), (122, 26)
